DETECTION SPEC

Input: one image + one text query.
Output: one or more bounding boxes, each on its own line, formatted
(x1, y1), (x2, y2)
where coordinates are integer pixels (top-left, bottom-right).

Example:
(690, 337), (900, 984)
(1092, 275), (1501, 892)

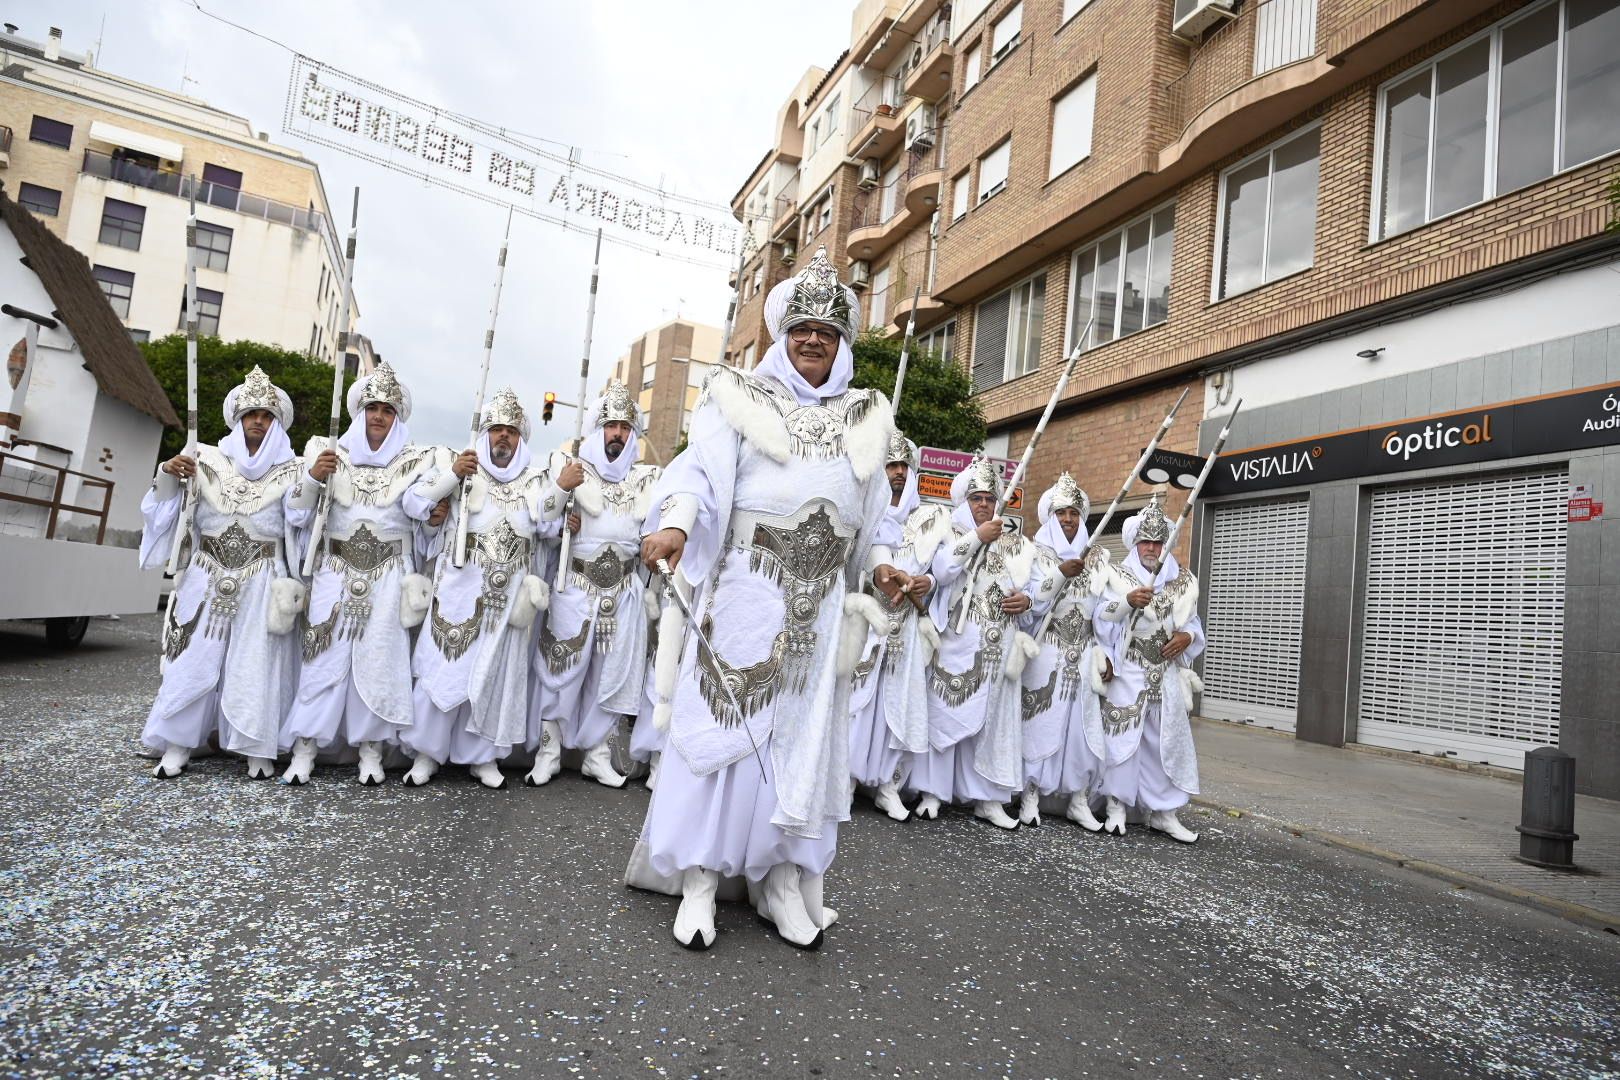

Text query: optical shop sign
(284, 56), (747, 259)
(1205, 381), (1620, 496)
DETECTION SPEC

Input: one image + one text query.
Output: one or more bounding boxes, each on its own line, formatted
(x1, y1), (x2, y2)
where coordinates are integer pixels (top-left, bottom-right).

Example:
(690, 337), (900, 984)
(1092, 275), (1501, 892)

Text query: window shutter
(972, 291), (1010, 391)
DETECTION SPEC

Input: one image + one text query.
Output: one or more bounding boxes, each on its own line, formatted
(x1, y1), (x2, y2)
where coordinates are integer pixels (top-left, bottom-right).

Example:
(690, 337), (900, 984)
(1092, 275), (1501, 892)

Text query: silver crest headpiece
(596, 379), (640, 430)
(232, 365), (280, 417)
(950, 455), (1004, 505)
(1134, 493), (1171, 544)
(480, 386), (528, 439)
(360, 361), (405, 413)
(886, 431), (917, 468)
(778, 246), (855, 341)
(1048, 472), (1089, 515)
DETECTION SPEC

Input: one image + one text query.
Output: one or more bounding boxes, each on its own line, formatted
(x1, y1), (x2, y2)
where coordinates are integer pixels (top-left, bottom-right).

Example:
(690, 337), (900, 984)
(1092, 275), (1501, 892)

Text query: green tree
(849, 328), (985, 452)
(141, 335), (355, 462)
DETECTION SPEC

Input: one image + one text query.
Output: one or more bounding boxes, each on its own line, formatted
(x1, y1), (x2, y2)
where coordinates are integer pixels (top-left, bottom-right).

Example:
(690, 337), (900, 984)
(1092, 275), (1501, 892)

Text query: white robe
(1020, 545), (1107, 795)
(139, 447), (311, 759)
(281, 439), (454, 747)
(912, 521), (1058, 799)
(625, 364), (893, 890)
(533, 451), (660, 751)
(1093, 551), (1206, 809)
(406, 465), (549, 761)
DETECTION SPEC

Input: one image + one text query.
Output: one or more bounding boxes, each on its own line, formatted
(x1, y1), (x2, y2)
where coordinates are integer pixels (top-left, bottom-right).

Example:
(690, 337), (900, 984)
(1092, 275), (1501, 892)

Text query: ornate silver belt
(322, 523), (409, 642)
(327, 524), (406, 573)
(200, 523), (279, 570)
(196, 522), (280, 636)
(570, 547), (636, 591)
(470, 519), (532, 626)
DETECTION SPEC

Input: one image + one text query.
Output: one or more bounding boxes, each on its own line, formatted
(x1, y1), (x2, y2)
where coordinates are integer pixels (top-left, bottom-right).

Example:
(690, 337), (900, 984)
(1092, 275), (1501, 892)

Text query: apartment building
(734, 0), (1620, 792)
(612, 318), (722, 465)
(0, 25), (364, 370)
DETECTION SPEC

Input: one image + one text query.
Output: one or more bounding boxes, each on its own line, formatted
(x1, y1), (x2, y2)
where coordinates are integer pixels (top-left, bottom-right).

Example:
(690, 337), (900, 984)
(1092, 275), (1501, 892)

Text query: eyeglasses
(787, 326), (840, 345)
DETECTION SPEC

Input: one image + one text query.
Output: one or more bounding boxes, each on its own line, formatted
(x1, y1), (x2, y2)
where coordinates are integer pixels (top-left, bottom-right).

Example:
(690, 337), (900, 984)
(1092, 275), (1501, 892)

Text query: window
(17, 182), (61, 217)
(128, 329), (150, 344)
(98, 198), (146, 251)
(991, 3), (1023, 64)
(822, 95), (840, 144)
(180, 287), (224, 337)
(879, 158), (902, 221)
(810, 119), (821, 148)
(28, 115), (72, 149)
(870, 264), (891, 327)
(92, 266), (135, 320)
(971, 273), (1046, 390)
(201, 163), (243, 210)
(920, 319), (956, 363)
(1216, 126), (1319, 298)
(1069, 204), (1175, 351)
(642, 360), (658, 390)
(317, 263), (328, 300)
(1375, 0), (1620, 240)
(1062, 0), (1095, 23)
(195, 222), (233, 271)
(978, 140), (1011, 204)
(962, 41), (983, 93)
(951, 170), (971, 220)
(752, 266), (763, 295)
(1049, 73), (1097, 180)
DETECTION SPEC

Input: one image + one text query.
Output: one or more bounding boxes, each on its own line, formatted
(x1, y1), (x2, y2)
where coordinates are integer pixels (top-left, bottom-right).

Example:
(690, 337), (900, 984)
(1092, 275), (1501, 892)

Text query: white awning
(87, 121), (184, 163)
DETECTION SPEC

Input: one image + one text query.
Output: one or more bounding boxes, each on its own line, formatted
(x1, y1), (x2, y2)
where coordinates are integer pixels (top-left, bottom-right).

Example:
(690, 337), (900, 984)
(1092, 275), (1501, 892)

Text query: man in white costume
(528, 380), (661, 789)
(909, 459), (1056, 829)
(845, 433), (942, 822)
(280, 362), (458, 785)
(140, 366), (312, 778)
(625, 247), (901, 951)
(1018, 473), (1107, 830)
(1092, 495), (1205, 842)
(400, 388), (550, 789)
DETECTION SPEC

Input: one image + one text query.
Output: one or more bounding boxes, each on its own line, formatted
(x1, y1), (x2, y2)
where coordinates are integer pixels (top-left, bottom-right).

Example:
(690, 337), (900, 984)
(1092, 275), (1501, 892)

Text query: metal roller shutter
(1201, 496), (1311, 730)
(1356, 469), (1566, 768)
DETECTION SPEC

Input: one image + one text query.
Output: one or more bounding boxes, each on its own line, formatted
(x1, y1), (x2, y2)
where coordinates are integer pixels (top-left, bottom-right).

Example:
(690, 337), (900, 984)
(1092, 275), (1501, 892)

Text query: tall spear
(451, 209), (514, 569)
(1121, 399), (1244, 649)
(717, 238), (749, 365)
(300, 188), (360, 579)
(1028, 385), (1191, 644)
(161, 182), (202, 651)
(554, 227), (603, 594)
(950, 316), (1094, 634)
(891, 286), (923, 405)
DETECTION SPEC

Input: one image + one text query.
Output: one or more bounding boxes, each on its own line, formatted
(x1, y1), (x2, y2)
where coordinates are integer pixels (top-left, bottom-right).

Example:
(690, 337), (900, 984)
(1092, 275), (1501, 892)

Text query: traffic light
(542, 392), (556, 425)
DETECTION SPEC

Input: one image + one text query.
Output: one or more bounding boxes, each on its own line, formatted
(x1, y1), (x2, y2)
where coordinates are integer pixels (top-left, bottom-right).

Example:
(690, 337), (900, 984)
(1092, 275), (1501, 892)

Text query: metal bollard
(1514, 747), (1579, 869)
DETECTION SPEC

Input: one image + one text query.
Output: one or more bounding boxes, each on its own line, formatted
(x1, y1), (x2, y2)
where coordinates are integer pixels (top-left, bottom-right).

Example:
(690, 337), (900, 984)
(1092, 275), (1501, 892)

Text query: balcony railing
(772, 174), (801, 238)
(1166, 0), (1319, 141)
(0, 448), (113, 543)
(81, 149), (339, 265)
(851, 76), (905, 134)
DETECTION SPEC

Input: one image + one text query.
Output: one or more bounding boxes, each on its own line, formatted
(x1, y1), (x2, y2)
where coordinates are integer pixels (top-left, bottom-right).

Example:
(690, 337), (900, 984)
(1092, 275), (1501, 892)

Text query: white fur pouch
(508, 575), (548, 630)
(399, 573), (432, 628)
(267, 579), (307, 636)
(1003, 630), (1040, 681)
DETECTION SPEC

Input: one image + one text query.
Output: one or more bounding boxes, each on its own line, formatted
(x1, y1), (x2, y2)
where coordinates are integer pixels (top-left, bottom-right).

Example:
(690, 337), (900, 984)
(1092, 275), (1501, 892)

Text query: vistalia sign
(1207, 381), (1620, 496)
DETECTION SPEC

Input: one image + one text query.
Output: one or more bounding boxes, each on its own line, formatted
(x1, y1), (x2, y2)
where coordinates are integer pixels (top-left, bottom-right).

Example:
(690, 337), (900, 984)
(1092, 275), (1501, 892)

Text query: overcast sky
(28, 0), (849, 448)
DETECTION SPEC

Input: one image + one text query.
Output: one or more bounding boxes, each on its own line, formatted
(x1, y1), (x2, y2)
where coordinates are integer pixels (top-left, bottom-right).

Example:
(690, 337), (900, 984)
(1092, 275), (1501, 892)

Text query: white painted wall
(800, 69), (857, 196)
(1205, 256), (1620, 419)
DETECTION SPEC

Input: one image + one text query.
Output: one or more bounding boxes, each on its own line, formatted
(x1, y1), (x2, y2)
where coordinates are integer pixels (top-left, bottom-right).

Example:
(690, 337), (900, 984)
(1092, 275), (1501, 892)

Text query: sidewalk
(1191, 717), (1620, 932)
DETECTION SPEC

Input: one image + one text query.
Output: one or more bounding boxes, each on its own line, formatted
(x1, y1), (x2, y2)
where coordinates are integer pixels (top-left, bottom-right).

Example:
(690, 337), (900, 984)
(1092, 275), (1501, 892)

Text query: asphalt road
(2, 614), (1617, 1079)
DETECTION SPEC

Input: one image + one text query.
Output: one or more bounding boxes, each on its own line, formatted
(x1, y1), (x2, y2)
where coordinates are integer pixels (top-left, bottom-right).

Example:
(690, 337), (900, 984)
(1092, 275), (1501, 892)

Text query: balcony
(0, 124), (12, 168)
(849, 181), (914, 260)
(888, 248), (948, 333)
(902, 136), (945, 218)
(81, 149), (337, 261)
(852, 0), (904, 66)
(901, 8), (955, 103)
(849, 79), (906, 160)
(771, 175), (801, 242)
(1166, 0), (1319, 141)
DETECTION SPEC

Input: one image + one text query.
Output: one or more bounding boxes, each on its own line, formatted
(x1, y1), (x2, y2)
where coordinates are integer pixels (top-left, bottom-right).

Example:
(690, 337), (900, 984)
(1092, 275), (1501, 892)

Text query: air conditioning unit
(857, 161), (881, 190)
(850, 260), (871, 288)
(1172, 0), (1236, 40)
(780, 241), (797, 265)
(906, 106), (937, 150)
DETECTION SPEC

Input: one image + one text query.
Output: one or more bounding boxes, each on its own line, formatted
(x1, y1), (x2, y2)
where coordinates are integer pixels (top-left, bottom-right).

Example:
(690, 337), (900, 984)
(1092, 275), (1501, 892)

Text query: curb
(1189, 795), (1620, 936)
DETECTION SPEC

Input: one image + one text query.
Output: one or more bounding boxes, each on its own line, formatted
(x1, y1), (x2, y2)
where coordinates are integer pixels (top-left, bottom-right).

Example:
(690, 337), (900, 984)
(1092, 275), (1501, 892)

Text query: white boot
(913, 794), (941, 820)
(580, 741), (627, 788)
(645, 750), (661, 791)
(1104, 796), (1127, 835)
(282, 737), (317, 785)
(760, 863), (824, 949)
(974, 800), (1018, 830)
(402, 754), (438, 788)
(1066, 790), (1104, 832)
(246, 756), (275, 780)
(1018, 783), (1042, 827)
(152, 744), (190, 779)
(873, 780), (910, 822)
(673, 867), (719, 951)
(799, 872), (838, 930)
(469, 761), (507, 790)
(356, 741), (386, 786)
(524, 721), (562, 786)
(1149, 809), (1199, 844)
